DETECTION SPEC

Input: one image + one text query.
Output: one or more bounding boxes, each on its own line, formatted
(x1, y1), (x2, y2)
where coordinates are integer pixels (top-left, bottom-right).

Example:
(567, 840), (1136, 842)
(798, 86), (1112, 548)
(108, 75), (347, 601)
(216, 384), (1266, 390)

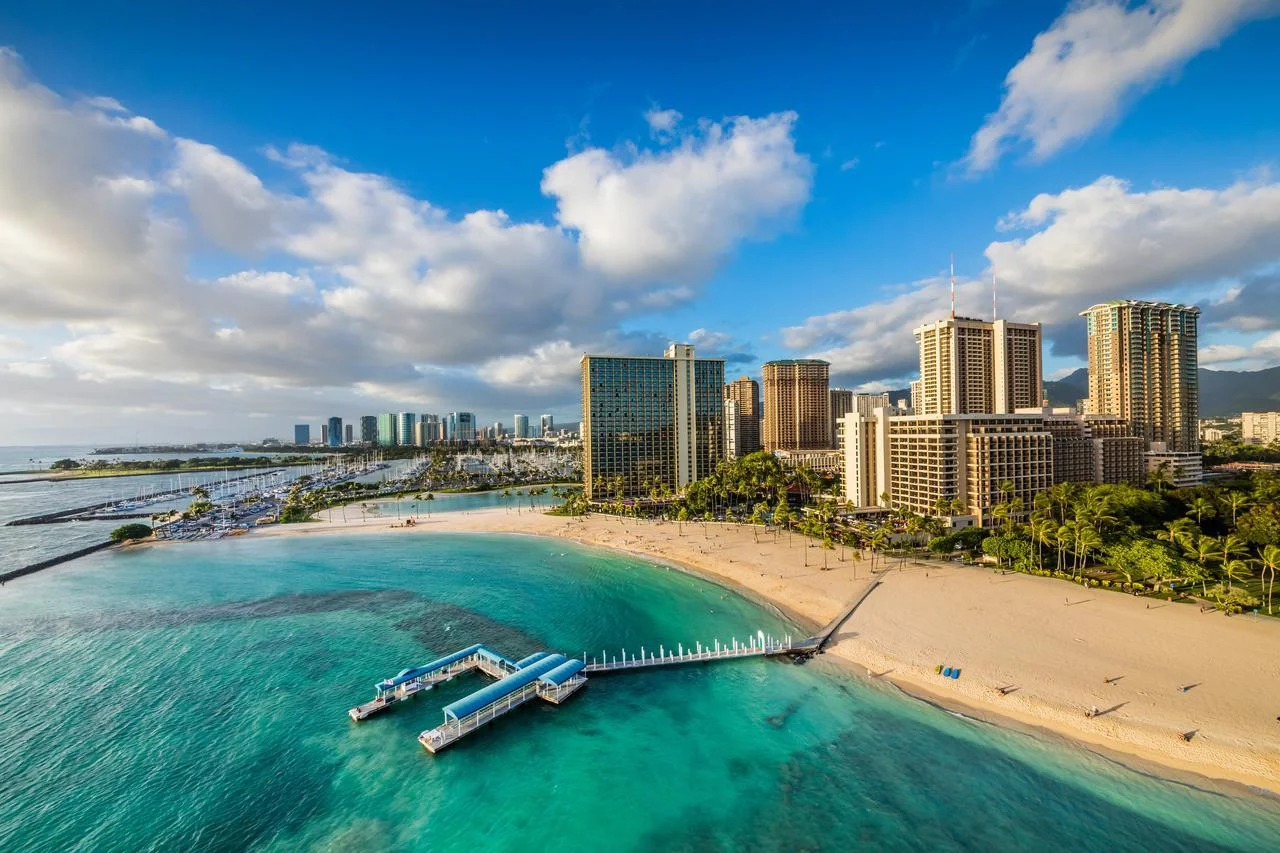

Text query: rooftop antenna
(949, 253), (956, 319)
(992, 272), (998, 320)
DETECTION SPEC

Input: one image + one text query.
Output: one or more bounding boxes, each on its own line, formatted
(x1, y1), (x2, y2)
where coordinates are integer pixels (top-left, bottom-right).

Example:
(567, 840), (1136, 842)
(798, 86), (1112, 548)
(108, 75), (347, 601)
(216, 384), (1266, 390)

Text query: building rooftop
(1080, 300), (1200, 315)
(762, 359), (830, 366)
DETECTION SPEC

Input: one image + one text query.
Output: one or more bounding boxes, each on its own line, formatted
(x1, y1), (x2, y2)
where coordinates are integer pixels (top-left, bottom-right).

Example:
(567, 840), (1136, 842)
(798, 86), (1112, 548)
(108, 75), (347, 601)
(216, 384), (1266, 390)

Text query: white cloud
(541, 111), (812, 281)
(687, 328), (734, 350)
(986, 175), (1280, 337)
(644, 106), (682, 137)
(0, 52), (812, 440)
(170, 138), (282, 253)
(839, 158), (859, 172)
(964, 0), (1280, 172)
(0, 333), (26, 356)
(783, 172), (1280, 384)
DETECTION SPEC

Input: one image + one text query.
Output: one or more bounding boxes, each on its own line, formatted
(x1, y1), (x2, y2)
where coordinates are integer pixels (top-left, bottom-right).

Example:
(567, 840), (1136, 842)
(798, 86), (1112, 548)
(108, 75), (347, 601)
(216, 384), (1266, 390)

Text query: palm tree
(1216, 534), (1248, 585)
(1146, 461), (1173, 495)
(1183, 535), (1217, 597)
(1221, 558), (1252, 593)
(1259, 544), (1279, 615)
(1223, 492), (1250, 527)
(1075, 523), (1103, 577)
(1186, 496), (1216, 526)
(868, 527), (890, 572)
(1157, 517), (1196, 549)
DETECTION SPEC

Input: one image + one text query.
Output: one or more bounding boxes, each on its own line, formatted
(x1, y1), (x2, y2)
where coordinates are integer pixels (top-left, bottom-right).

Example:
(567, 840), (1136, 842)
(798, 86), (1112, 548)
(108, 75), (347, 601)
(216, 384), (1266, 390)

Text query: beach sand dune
(253, 503), (1280, 795)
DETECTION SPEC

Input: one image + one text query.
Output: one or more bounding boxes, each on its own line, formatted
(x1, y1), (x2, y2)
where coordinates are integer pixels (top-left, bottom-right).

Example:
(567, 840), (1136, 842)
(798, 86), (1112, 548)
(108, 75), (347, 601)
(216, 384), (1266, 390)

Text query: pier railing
(584, 633), (794, 673)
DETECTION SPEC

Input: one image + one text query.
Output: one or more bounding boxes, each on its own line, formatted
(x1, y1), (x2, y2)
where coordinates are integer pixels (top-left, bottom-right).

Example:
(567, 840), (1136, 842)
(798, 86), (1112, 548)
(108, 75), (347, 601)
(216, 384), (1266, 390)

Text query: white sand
(251, 503), (1280, 794)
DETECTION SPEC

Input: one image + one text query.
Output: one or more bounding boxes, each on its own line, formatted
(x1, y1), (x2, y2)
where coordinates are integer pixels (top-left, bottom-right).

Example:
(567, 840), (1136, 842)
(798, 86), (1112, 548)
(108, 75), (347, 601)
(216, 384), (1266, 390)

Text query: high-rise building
(418, 414), (439, 445)
(1019, 408), (1144, 486)
(1081, 301), (1200, 453)
(293, 424), (310, 446)
(762, 359), (831, 450)
(841, 409), (1052, 527)
(320, 424), (329, 446)
(581, 343), (724, 500)
(1242, 412), (1280, 445)
(514, 414), (530, 439)
(344, 424), (354, 444)
(724, 376), (761, 456)
(360, 416), (378, 444)
(492, 421), (503, 439)
(326, 417), (343, 447)
(540, 414), (554, 437)
(913, 317), (1043, 415)
(397, 412), (417, 447)
(376, 413), (398, 447)
(831, 390), (890, 448)
(450, 412), (477, 442)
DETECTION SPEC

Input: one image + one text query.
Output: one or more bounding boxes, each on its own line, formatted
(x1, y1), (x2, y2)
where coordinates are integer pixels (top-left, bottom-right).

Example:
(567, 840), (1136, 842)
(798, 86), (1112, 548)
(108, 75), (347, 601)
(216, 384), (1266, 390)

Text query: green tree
(1259, 544), (1280, 615)
(1237, 502), (1280, 548)
(1223, 491), (1251, 527)
(1183, 535), (1217, 597)
(1186, 496), (1216, 526)
(50, 458), (82, 470)
(110, 522), (153, 542)
(1221, 558), (1252, 593)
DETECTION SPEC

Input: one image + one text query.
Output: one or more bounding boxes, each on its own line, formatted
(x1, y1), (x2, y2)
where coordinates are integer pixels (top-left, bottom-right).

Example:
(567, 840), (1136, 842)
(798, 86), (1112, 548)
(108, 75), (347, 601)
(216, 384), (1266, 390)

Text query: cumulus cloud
(542, 111), (812, 281)
(0, 51), (814, 441)
(986, 174), (1280, 342)
(644, 106), (682, 138)
(783, 172), (1280, 384)
(964, 0), (1280, 172)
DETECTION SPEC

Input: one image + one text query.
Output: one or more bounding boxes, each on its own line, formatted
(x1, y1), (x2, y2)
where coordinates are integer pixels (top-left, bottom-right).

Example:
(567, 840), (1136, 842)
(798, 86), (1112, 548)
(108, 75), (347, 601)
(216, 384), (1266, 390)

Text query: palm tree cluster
(980, 472), (1280, 615)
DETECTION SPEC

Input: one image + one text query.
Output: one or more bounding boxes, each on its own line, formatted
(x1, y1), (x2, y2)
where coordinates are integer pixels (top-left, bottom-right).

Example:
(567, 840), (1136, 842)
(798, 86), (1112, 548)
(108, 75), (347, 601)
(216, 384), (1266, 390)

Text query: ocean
(1, 530), (1278, 851)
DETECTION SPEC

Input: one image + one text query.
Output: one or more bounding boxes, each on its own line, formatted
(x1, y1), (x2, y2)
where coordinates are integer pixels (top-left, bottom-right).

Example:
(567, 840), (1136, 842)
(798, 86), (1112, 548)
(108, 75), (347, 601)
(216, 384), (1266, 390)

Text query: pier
(351, 630), (798, 754)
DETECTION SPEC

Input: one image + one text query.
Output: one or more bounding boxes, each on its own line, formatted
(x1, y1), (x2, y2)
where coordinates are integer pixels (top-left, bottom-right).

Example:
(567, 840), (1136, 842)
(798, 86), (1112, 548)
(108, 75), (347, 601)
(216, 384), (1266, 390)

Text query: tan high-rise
(762, 359), (831, 450)
(724, 376), (761, 456)
(913, 317), (1042, 415)
(1081, 301), (1200, 452)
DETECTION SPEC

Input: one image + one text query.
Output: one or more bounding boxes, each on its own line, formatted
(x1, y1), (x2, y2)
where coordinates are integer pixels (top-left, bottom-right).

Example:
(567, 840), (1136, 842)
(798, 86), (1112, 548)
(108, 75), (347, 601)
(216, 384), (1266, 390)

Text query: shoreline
(251, 503), (1280, 797)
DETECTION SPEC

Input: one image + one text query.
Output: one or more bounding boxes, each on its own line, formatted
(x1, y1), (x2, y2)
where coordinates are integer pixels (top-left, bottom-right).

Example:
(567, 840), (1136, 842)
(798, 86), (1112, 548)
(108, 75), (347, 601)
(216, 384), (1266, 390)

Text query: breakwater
(0, 540), (114, 583)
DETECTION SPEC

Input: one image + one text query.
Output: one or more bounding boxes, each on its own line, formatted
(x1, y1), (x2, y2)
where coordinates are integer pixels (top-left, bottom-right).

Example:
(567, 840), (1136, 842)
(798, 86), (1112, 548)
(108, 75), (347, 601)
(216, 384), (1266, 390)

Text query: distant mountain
(1044, 368), (1089, 408)
(1044, 366), (1280, 417)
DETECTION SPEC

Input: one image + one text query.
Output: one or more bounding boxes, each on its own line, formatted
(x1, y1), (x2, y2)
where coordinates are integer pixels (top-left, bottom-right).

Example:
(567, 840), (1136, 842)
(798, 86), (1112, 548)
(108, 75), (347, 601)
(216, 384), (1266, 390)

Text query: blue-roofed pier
(352, 629), (801, 753)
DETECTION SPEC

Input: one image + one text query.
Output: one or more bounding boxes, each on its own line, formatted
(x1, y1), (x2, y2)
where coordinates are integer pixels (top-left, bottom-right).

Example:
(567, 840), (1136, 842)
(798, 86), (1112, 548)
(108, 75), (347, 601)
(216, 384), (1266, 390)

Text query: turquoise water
(1, 533), (1279, 852)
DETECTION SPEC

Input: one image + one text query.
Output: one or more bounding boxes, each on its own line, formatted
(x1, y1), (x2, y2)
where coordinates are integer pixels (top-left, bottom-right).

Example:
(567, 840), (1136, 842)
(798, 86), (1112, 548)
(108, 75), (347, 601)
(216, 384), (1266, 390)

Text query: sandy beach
(252, 502), (1280, 796)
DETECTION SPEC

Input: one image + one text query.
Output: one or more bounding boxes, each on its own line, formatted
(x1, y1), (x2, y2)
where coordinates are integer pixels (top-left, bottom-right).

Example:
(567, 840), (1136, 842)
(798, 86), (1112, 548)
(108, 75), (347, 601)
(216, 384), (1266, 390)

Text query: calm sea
(0, 531), (1277, 851)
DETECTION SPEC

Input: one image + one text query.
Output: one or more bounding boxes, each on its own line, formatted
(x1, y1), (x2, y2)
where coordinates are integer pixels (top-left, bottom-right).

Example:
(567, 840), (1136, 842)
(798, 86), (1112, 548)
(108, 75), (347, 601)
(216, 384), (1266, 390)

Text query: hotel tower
(580, 344), (724, 500)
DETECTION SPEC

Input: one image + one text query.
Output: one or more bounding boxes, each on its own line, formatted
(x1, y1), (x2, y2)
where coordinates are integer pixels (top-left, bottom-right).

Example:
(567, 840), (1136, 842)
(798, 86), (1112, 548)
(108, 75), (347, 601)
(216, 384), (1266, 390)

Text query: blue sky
(1, 0), (1279, 442)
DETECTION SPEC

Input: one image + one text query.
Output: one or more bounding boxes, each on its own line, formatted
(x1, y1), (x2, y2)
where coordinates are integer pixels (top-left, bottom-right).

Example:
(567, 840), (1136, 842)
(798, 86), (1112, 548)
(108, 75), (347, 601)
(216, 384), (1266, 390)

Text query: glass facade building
(580, 344), (724, 501)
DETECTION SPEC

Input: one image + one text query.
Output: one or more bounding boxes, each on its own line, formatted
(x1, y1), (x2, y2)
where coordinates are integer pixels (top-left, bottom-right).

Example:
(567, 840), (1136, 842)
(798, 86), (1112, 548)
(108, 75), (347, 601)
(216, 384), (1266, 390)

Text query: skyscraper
(320, 424), (329, 446)
(913, 317), (1042, 415)
(419, 414), (439, 445)
(492, 421), (503, 439)
(540, 413), (554, 437)
(376, 413), (398, 447)
(724, 376), (761, 455)
(326, 417), (343, 447)
(360, 416), (378, 444)
(344, 424), (354, 444)
(1081, 301), (1200, 453)
(762, 359), (831, 450)
(293, 424), (310, 446)
(581, 343), (725, 500)
(449, 412), (476, 442)
(513, 413), (529, 439)
(396, 412), (417, 447)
